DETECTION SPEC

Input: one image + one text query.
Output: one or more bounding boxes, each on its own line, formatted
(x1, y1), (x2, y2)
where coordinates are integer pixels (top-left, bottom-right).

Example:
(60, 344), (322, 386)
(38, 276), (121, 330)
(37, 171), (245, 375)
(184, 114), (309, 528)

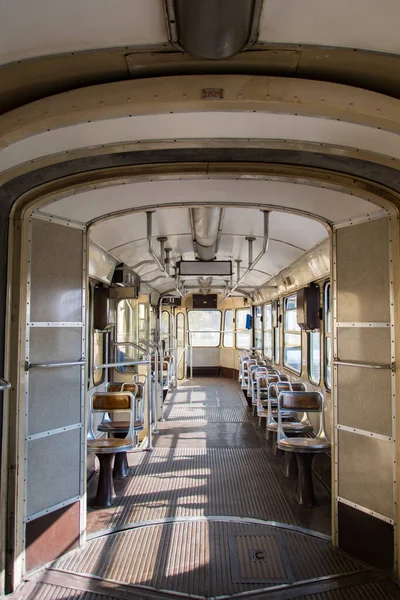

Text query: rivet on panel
(265, 94), (270, 99)
(127, 97), (132, 102)
(19, 119), (24, 124)
(321, 99), (326, 104)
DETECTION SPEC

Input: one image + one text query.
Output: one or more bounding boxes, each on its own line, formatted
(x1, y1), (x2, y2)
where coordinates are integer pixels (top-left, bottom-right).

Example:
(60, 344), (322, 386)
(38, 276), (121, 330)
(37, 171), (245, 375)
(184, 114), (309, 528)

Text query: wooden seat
(88, 391), (136, 508)
(277, 391), (330, 507)
(267, 382), (311, 469)
(100, 382), (144, 478)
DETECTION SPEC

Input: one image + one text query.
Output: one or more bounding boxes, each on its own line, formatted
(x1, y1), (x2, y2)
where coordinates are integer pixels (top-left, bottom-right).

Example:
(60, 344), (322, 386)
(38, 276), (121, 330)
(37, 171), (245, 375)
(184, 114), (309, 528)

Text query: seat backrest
(91, 391), (135, 412)
(279, 374), (290, 382)
(291, 382), (307, 392)
(279, 391), (322, 412)
(106, 382), (123, 392)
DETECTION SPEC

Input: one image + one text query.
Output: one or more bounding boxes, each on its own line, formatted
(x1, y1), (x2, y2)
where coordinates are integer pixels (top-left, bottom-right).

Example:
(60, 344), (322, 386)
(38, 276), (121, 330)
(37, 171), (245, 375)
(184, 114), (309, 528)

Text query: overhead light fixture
(164, 0), (263, 60)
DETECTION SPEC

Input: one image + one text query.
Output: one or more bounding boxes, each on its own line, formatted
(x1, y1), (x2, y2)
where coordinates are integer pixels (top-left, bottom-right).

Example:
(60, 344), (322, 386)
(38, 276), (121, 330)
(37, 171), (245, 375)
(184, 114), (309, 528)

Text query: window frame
(253, 305), (263, 352)
(187, 309), (222, 348)
(235, 307), (252, 351)
(223, 309), (234, 348)
(274, 301), (280, 364)
(263, 303), (273, 360)
(324, 281), (332, 391)
(115, 297), (140, 373)
(308, 330), (321, 386)
(283, 293), (302, 375)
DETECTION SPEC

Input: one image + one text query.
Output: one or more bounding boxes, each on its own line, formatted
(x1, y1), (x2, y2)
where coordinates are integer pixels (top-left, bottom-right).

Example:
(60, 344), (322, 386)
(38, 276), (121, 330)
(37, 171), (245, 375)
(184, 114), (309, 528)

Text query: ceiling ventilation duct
(190, 207), (224, 261)
(165, 0), (262, 60)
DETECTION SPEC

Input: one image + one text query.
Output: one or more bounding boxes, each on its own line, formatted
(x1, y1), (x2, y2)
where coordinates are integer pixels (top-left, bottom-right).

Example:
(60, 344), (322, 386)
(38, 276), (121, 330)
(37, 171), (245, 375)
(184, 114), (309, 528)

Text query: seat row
(239, 351), (330, 507)
(87, 375), (146, 508)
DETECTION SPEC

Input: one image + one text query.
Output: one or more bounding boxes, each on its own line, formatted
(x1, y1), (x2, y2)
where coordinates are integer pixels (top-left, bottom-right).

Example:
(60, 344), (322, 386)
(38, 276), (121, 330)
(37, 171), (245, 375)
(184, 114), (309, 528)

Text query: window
(283, 294), (302, 373)
(161, 310), (170, 352)
(324, 282), (332, 390)
(263, 304), (273, 360)
(176, 312), (186, 380)
(188, 310), (221, 347)
(92, 332), (105, 386)
(308, 286), (321, 385)
(254, 306), (262, 351)
(116, 299), (139, 372)
(274, 301), (280, 364)
(236, 308), (251, 350)
(308, 331), (321, 384)
(223, 309), (233, 347)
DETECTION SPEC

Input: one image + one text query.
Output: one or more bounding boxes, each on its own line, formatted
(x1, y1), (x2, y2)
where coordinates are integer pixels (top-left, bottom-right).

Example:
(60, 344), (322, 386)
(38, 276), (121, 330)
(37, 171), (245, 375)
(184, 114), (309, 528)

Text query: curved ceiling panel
(259, 0), (400, 54)
(38, 178), (384, 225)
(0, 0), (168, 66)
(1, 111), (399, 174)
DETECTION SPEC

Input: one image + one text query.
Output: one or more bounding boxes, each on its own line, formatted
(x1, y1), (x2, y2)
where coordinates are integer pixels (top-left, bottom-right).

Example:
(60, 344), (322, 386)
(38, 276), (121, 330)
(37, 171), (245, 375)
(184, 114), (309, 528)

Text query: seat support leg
(282, 451), (298, 479)
(113, 451), (129, 478)
(93, 453), (116, 508)
(271, 431), (284, 457)
(295, 453), (316, 507)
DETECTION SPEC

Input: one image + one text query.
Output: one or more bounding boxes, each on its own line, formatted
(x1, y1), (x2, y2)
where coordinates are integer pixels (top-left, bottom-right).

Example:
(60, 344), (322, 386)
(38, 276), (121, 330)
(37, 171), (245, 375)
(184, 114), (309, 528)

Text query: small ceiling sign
(201, 88), (224, 100)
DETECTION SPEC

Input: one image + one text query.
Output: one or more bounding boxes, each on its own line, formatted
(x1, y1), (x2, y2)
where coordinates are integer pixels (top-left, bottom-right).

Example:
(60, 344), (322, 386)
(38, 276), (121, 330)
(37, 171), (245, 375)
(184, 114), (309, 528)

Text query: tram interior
(1, 1), (400, 599)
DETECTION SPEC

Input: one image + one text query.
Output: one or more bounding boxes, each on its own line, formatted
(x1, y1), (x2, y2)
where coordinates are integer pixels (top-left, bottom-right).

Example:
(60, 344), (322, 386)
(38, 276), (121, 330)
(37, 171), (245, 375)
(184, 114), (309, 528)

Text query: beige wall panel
(336, 219), (390, 323)
(338, 429), (393, 518)
(337, 367), (392, 435)
(220, 348), (236, 369)
(338, 327), (391, 363)
(30, 220), (83, 323)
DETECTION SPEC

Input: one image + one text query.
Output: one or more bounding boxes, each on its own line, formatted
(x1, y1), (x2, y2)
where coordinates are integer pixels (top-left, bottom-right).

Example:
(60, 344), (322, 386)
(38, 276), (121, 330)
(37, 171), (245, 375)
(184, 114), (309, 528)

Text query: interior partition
(333, 217), (396, 570)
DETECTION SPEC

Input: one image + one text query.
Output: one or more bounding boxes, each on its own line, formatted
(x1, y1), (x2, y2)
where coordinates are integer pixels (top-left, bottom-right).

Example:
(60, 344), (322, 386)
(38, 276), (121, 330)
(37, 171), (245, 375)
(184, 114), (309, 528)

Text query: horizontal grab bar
(27, 360), (86, 370)
(333, 359), (395, 371)
(0, 377), (11, 390)
(95, 359), (151, 370)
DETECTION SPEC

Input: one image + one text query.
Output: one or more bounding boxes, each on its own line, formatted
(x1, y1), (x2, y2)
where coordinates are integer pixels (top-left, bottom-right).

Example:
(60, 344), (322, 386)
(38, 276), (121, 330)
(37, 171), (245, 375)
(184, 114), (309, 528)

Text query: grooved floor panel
(108, 447), (296, 527)
(53, 521), (369, 598)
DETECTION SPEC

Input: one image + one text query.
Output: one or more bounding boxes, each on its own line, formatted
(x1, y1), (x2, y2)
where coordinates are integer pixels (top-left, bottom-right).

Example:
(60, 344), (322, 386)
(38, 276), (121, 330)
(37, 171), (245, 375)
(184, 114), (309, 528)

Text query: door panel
(334, 217), (395, 569)
(23, 218), (85, 572)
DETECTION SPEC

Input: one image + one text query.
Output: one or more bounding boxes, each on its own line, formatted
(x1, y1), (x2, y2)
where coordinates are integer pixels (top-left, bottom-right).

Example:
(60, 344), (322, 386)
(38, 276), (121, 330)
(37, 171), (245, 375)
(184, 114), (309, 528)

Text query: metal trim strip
(336, 322), (390, 327)
(337, 497), (394, 525)
(336, 424), (392, 442)
(25, 496), (81, 524)
(29, 322), (84, 327)
(27, 423), (82, 442)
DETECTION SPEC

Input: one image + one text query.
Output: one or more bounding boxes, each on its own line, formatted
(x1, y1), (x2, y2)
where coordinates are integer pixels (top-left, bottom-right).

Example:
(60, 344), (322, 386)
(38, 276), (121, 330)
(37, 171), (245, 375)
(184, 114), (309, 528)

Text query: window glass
(236, 308), (252, 350)
(308, 330), (321, 384)
(161, 310), (170, 352)
(283, 294), (302, 373)
(116, 299), (139, 372)
(324, 282), (332, 389)
(254, 306), (262, 351)
(92, 332), (105, 386)
(263, 304), (272, 359)
(223, 309), (233, 347)
(176, 312), (185, 380)
(188, 310), (221, 347)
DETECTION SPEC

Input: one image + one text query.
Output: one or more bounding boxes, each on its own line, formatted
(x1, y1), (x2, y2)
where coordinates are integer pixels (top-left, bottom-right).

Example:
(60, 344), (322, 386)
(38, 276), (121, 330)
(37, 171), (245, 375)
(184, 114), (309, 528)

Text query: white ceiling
(0, 0), (398, 67)
(0, 0), (168, 66)
(259, 0), (400, 54)
(88, 206), (328, 294)
(1, 112), (399, 174)
(38, 178), (384, 225)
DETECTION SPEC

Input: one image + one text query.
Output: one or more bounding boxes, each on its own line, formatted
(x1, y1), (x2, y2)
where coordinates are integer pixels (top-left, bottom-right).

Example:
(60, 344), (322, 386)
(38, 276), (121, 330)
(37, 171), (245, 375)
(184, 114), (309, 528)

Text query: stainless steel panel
(336, 219), (390, 323)
(30, 220), (83, 323)
(337, 327), (391, 364)
(28, 367), (82, 436)
(192, 348), (220, 367)
(26, 428), (81, 518)
(30, 327), (82, 363)
(337, 368), (392, 436)
(338, 429), (393, 518)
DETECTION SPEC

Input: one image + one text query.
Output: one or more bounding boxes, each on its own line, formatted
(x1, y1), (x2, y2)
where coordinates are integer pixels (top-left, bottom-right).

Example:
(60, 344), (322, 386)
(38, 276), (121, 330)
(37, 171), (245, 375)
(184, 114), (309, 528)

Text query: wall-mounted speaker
(297, 286), (320, 330)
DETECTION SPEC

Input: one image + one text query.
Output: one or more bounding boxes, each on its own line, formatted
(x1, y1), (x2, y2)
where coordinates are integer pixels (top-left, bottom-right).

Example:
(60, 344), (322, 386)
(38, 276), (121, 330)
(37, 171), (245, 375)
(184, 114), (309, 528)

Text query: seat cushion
(87, 438), (133, 453)
(278, 437), (330, 453)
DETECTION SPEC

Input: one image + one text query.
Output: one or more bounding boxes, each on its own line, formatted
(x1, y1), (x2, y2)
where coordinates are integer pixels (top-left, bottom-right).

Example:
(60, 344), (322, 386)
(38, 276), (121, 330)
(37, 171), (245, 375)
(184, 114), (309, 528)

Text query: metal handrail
(333, 359), (395, 371)
(0, 377), (11, 390)
(112, 341), (153, 449)
(139, 338), (162, 429)
(95, 359), (150, 369)
(27, 359), (85, 370)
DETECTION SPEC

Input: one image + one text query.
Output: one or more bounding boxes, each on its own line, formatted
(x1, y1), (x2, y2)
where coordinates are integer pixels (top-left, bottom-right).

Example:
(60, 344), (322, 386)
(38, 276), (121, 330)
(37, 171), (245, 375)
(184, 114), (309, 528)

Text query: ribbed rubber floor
(52, 520), (369, 598)
(163, 380), (250, 422)
(107, 447), (296, 527)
